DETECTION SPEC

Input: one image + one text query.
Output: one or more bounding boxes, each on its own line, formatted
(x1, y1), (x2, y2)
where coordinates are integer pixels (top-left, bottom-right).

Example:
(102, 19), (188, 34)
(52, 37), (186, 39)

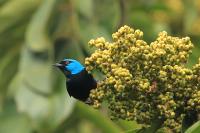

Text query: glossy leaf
(185, 121), (200, 133)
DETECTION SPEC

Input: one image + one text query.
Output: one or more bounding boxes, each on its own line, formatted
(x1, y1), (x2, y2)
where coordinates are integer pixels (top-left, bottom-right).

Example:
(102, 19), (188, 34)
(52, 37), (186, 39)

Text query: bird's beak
(53, 62), (70, 77)
(52, 63), (65, 67)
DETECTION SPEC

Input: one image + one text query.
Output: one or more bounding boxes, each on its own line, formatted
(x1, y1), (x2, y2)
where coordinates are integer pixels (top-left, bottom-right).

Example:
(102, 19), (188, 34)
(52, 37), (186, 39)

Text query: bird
(53, 59), (97, 102)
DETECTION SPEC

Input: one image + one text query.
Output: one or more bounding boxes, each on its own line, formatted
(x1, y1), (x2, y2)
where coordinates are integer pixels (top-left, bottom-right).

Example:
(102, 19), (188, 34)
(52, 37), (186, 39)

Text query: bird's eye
(64, 61), (70, 65)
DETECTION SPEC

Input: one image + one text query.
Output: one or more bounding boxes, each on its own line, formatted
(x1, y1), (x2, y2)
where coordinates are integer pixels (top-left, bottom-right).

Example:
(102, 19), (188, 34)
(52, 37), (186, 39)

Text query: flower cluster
(85, 25), (199, 132)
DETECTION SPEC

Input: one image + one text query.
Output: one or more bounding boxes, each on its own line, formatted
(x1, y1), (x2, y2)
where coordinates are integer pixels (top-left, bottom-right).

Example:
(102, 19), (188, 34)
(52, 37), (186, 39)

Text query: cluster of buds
(85, 25), (199, 132)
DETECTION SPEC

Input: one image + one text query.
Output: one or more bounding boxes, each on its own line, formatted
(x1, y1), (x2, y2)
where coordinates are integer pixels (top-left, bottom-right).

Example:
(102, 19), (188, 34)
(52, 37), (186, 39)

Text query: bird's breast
(66, 69), (97, 101)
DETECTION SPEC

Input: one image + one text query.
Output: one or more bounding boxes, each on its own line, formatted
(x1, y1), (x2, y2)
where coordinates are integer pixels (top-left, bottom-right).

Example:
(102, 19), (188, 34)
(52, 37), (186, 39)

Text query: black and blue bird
(54, 59), (97, 102)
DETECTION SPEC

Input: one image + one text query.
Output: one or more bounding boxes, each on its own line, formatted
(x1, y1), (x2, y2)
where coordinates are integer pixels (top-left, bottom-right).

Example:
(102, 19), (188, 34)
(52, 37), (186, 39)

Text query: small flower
(85, 25), (199, 132)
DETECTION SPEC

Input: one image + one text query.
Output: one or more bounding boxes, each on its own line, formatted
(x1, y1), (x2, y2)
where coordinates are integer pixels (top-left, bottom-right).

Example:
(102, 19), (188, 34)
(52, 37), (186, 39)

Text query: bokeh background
(0, 0), (200, 133)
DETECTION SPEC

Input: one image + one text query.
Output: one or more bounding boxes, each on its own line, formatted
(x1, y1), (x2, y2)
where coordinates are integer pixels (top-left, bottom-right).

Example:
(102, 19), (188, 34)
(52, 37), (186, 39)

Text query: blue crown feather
(64, 59), (85, 75)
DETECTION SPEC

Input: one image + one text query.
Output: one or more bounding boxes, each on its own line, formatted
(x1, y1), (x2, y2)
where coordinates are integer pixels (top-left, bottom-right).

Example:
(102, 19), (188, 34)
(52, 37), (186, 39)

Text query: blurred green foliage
(0, 0), (200, 133)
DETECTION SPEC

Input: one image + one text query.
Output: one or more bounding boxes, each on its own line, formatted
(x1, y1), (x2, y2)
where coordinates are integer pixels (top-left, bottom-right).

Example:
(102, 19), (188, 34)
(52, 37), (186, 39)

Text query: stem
(117, 0), (126, 29)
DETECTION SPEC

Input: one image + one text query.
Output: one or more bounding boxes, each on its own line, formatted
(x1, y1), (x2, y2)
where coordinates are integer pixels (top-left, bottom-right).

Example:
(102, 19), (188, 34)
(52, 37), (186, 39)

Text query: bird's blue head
(54, 59), (85, 78)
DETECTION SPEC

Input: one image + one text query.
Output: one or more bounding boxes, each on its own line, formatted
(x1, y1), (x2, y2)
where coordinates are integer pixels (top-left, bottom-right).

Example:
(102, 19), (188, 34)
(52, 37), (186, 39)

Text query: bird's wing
(66, 81), (73, 97)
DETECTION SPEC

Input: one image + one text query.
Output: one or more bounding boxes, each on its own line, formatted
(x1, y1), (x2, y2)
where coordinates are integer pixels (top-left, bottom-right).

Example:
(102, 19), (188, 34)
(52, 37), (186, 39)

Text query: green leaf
(0, 102), (32, 133)
(92, 0), (120, 31)
(79, 23), (111, 55)
(74, 0), (93, 19)
(0, 0), (41, 34)
(0, 0), (9, 7)
(26, 0), (57, 53)
(0, 115), (31, 133)
(0, 44), (20, 108)
(124, 128), (141, 133)
(12, 0), (75, 131)
(11, 72), (75, 131)
(75, 102), (122, 133)
(116, 119), (141, 131)
(14, 77), (75, 132)
(13, 49), (74, 132)
(185, 121), (200, 133)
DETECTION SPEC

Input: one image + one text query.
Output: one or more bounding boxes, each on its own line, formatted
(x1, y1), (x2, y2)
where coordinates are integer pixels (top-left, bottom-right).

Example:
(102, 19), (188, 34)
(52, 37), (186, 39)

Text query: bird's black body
(53, 59), (97, 102)
(66, 69), (97, 101)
